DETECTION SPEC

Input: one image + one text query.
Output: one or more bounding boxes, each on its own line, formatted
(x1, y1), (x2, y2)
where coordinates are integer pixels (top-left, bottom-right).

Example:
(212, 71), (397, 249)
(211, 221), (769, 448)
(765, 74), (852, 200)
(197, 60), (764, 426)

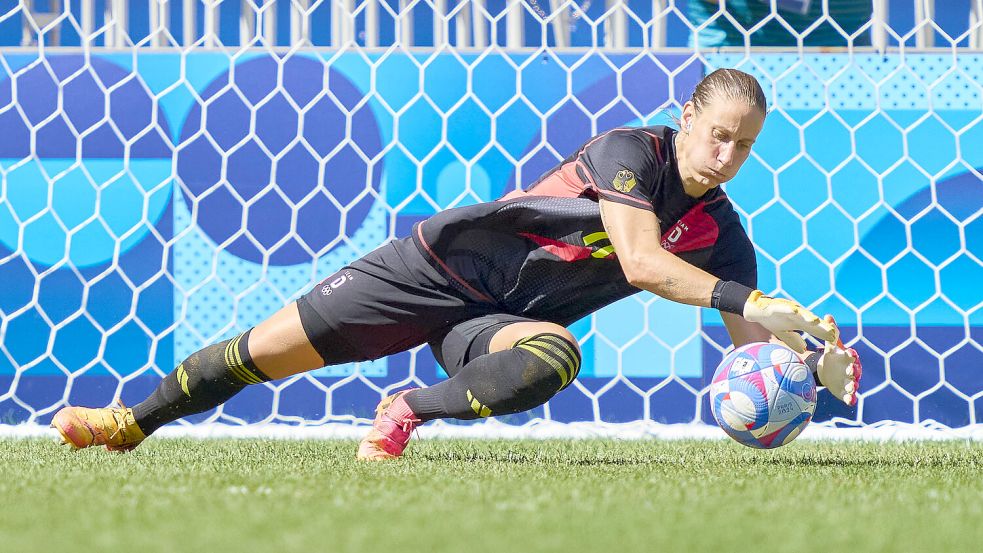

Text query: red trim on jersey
(501, 128), (667, 208)
(415, 224), (494, 303)
(705, 194), (729, 206)
(640, 131), (664, 165)
(660, 201), (720, 253)
(575, 127), (623, 156)
(576, 160), (597, 188)
(596, 188), (652, 209)
(501, 161), (585, 200)
(519, 233), (594, 262)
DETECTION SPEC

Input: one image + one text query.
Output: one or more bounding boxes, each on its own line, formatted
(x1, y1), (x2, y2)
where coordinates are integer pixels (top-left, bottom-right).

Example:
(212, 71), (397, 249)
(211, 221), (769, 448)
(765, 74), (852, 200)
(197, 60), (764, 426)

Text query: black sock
(132, 330), (270, 435)
(405, 333), (581, 421)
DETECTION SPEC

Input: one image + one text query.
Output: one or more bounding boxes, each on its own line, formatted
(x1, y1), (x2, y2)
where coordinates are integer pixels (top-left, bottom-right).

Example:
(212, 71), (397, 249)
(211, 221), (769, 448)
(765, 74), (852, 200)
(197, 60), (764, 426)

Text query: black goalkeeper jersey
(410, 125), (757, 327)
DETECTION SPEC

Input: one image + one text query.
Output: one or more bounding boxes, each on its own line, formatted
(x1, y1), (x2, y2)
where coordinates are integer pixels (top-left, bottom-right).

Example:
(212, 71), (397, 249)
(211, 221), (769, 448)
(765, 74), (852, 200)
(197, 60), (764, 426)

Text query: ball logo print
(728, 357), (757, 376)
(710, 342), (817, 449)
(802, 379), (817, 403)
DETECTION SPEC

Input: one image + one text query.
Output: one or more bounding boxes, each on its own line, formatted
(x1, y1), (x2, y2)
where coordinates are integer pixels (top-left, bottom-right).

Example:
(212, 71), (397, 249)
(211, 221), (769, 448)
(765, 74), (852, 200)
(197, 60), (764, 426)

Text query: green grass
(2, 438), (982, 553)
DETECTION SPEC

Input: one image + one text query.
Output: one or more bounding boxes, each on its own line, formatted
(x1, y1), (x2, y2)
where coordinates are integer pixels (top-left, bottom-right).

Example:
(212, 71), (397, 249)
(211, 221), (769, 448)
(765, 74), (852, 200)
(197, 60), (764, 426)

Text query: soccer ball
(709, 342), (817, 449)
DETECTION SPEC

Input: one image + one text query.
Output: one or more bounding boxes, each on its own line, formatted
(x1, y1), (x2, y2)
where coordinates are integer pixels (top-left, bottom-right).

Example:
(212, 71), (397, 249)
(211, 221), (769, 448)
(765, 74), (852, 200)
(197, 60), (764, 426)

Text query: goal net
(1, 1), (980, 438)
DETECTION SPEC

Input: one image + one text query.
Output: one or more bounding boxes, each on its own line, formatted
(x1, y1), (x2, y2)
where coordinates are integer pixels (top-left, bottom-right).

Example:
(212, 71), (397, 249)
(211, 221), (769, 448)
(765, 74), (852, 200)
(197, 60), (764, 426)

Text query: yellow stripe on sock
(517, 342), (571, 389)
(232, 364), (262, 385)
(226, 335), (263, 385)
(224, 336), (249, 384)
(226, 360), (252, 385)
(223, 338), (237, 378)
(229, 335), (254, 384)
(513, 335), (579, 372)
(533, 336), (580, 372)
(533, 336), (581, 386)
(512, 335), (535, 348)
(523, 339), (578, 383)
(176, 364), (191, 397)
(466, 389), (492, 417)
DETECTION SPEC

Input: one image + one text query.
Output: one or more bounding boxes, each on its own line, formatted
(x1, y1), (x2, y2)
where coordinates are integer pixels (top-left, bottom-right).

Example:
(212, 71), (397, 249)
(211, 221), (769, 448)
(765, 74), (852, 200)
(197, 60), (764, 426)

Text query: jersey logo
(320, 270), (354, 296)
(612, 170), (637, 194)
(582, 231), (616, 259)
(660, 202), (720, 253)
(519, 232), (617, 262)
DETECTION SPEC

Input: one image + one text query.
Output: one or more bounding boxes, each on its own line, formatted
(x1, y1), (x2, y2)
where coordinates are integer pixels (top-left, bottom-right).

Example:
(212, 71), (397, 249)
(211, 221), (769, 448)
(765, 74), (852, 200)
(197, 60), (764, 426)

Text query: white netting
(0, 1), (981, 437)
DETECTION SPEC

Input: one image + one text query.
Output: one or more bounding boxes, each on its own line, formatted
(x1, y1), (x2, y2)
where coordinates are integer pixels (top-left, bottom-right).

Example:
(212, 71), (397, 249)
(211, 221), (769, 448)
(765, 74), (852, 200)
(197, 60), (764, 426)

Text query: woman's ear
(680, 100), (696, 132)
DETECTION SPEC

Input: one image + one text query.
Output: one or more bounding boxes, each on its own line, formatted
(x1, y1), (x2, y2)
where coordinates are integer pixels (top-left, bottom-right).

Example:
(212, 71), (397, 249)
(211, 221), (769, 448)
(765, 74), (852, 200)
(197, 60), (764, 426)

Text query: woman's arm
(721, 311), (773, 347)
(599, 198), (838, 349)
(598, 198), (719, 306)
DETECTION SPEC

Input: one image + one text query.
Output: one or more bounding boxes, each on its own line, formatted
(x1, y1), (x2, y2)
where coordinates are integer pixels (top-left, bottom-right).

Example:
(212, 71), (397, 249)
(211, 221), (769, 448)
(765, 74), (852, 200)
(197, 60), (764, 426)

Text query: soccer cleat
(51, 401), (147, 452)
(356, 390), (422, 461)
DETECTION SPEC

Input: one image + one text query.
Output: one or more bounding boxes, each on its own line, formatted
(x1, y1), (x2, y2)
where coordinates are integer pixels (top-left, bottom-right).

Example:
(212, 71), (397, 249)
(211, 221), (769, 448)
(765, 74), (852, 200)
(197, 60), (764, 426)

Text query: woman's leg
(52, 301), (330, 450)
(54, 243), (461, 451)
(405, 320), (581, 420)
(357, 318), (581, 460)
(129, 302), (327, 436)
(244, 301), (326, 379)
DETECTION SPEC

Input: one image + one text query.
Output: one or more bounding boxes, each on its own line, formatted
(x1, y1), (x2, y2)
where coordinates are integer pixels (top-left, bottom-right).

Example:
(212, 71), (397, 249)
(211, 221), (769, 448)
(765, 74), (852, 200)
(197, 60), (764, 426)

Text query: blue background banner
(0, 51), (979, 428)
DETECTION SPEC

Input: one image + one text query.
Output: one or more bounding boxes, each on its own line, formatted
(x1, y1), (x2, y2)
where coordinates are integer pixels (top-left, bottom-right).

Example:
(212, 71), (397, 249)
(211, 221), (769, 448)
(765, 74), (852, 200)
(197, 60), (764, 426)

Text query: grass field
(2, 437), (982, 553)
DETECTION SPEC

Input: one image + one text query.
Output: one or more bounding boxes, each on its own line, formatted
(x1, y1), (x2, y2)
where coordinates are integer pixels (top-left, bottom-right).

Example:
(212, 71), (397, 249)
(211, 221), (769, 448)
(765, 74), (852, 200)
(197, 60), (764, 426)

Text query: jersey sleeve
(707, 221), (758, 289)
(578, 130), (661, 211)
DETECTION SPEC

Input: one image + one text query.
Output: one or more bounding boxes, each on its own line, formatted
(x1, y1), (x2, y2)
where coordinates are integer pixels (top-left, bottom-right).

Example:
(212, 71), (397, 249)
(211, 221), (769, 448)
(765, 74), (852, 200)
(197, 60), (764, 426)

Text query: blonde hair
(690, 68), (767, 116)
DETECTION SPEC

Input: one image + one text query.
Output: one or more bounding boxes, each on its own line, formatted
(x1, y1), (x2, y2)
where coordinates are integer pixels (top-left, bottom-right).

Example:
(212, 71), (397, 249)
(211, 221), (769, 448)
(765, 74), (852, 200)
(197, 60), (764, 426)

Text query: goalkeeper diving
(53, 68), (862, 458)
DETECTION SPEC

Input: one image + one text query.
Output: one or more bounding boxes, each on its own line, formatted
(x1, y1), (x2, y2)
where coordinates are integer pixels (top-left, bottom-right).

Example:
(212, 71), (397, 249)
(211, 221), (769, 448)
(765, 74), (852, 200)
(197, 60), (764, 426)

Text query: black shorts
(296, 237), (536, 375)
(426, 312), (534, 376)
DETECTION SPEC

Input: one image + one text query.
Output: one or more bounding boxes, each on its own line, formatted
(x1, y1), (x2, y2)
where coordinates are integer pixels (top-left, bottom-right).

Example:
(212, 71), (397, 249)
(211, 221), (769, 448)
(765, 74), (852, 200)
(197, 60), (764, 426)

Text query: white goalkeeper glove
(742, 290), (838, 354)
(812, 315), (863, 406)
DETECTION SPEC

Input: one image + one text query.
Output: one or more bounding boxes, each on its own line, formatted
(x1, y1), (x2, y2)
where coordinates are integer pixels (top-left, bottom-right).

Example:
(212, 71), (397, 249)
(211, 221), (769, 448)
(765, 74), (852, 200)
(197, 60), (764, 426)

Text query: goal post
(0, 1), (980, 437)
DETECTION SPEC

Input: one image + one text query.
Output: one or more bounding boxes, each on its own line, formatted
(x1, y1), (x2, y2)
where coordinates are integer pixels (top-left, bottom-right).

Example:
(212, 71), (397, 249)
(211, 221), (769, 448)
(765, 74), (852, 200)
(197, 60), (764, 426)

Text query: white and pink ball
(710, 342), (817, 449)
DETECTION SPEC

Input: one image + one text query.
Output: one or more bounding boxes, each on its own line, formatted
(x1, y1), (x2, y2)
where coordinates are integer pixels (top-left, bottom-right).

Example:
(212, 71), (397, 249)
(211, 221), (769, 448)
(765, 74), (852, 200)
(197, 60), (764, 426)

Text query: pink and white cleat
(356, 390), (422, 461)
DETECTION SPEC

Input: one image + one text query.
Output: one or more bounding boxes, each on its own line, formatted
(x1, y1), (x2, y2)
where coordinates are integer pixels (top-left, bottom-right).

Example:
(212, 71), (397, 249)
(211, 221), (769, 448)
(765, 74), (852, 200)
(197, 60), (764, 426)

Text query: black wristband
(711, 280), (755, 315)
(803, 350), (822, 385)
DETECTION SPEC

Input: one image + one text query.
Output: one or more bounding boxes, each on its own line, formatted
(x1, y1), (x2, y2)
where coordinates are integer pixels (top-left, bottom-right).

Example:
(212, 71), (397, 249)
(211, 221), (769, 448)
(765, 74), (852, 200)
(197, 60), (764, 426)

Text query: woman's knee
(489, 321), (579, 355)
(495, 323), (582, 393)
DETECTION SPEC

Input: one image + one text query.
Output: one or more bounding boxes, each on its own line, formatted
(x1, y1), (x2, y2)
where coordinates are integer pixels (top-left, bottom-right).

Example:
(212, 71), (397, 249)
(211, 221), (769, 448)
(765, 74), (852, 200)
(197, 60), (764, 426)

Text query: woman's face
(677, 97), (765, 197)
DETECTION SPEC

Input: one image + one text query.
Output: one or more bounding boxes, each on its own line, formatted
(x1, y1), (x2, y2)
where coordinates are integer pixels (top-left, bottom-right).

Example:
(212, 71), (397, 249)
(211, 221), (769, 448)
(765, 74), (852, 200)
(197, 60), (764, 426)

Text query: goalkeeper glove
(710, 280), (839, 354)
(711, 281), (837, 353)
(807, 315), (863, 406)
(742, 290), (837, 353)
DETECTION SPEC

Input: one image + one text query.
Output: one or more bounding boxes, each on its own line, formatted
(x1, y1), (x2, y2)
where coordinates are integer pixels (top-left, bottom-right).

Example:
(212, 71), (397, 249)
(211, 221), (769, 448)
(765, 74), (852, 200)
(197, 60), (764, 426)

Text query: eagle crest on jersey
(612, 169), (637, 193)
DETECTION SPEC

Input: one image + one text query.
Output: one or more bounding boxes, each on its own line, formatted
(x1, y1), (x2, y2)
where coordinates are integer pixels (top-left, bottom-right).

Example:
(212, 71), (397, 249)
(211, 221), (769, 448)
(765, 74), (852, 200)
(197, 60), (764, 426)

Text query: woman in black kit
(53, 68), (862, 459)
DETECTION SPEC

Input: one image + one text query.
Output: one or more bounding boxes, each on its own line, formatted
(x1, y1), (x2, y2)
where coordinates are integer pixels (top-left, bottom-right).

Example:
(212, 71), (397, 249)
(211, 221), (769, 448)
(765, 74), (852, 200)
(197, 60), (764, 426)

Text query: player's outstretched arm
(721, 311), (773, 347)
(599, 199), (837, 350)
(598, 199), (718, 304)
